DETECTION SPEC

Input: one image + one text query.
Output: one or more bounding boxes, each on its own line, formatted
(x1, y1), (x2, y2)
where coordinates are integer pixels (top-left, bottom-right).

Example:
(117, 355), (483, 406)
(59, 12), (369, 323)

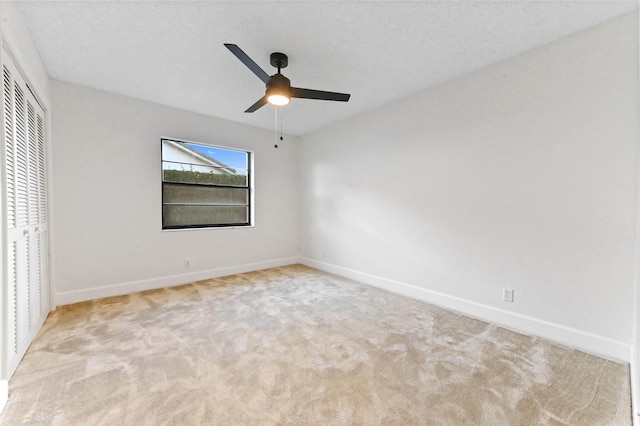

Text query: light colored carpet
(0, 265), (631, 425)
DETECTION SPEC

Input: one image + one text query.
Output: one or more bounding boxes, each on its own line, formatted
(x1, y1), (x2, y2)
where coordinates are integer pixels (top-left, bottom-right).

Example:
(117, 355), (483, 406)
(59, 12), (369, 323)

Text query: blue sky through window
(187, 143), (247, 171)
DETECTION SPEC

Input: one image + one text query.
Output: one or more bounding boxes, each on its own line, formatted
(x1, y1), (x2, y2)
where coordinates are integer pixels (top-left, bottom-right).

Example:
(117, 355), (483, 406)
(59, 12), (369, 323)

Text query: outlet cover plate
(502, 288), (514, 303)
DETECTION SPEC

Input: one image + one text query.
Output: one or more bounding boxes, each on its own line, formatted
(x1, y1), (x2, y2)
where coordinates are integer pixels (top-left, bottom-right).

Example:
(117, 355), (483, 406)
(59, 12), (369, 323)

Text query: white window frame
(161, 138), (253, 230)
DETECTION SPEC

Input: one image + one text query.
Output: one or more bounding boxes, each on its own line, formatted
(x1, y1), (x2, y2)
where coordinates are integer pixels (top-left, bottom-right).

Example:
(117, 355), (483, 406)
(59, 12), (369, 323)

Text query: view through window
(161, 138), (252, 229)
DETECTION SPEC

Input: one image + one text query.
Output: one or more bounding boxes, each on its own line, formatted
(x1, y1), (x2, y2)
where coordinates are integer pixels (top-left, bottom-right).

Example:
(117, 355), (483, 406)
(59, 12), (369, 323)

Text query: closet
(2, 48), (49, 378)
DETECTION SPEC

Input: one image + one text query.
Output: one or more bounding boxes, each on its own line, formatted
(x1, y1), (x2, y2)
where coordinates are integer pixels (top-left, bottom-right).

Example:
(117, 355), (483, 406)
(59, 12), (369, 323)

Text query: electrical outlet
(502, 288), (514, 303)
(184, 259), (191, 269)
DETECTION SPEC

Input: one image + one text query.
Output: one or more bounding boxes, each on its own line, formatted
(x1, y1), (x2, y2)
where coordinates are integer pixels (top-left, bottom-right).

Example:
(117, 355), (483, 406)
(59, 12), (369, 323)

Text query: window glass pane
(161, 139), (248, 187)
(162, 166), (248, 186)
(161, 138), (252, 229)
(163, 205), (248, 227)
(163, 183), (247, 205)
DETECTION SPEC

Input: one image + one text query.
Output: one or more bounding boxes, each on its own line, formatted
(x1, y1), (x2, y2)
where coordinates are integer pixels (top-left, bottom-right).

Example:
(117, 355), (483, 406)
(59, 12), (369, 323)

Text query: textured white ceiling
(17, 1), (638, 136)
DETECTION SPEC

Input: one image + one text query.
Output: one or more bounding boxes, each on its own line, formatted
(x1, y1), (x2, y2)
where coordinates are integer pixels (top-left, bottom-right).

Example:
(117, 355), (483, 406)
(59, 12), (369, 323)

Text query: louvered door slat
(4, 66), (15, 229)
(37, 115), (46, 222)
(3, 49), (49, 379)
(27, 102), (38, 225)
(29, 233), (41, 330)
(7, 242), (17, 359)
(14, 83), (28, 228)
(39, 229), (49, 318)
(16, 237), (29, 347)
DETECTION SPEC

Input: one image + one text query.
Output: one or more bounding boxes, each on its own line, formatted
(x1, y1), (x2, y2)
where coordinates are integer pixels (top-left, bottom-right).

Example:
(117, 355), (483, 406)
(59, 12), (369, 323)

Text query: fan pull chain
(274, 106), (279, 149)
(279, 107), (284, 143)
(274, 106), (284, 149)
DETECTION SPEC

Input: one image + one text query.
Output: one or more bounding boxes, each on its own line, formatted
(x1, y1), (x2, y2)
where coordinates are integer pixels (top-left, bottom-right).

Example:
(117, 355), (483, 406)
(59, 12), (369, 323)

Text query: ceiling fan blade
(245, 96), (268, 113)
(291, 87), (351, 102)
(224, 43), (270, 85)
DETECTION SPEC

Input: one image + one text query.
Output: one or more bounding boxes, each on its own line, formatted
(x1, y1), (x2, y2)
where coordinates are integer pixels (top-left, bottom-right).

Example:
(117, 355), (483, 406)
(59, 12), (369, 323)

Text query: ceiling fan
(224, 43), (351, 113)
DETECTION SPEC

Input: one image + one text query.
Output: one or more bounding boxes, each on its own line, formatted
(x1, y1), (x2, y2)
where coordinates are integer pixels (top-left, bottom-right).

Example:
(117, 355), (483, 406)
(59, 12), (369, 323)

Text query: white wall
(51, 81), (299, 305)
(0, 0), (52, 410)
(634, 10), (640, 422)
(299, 12), (639, 362)
(0, 3), (50, 108)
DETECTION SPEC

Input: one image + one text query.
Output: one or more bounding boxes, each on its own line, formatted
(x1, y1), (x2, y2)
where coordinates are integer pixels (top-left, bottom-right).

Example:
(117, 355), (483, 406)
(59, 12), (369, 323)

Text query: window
(161, 138), (252, 229)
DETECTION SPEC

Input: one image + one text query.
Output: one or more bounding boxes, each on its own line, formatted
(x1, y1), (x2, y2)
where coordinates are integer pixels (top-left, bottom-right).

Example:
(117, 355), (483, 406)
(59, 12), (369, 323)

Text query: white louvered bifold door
(2, 49), (49, 378)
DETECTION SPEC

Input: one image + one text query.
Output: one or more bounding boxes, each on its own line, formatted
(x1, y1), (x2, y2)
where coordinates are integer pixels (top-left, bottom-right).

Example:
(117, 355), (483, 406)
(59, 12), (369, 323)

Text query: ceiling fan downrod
(270, 52), (288, 74)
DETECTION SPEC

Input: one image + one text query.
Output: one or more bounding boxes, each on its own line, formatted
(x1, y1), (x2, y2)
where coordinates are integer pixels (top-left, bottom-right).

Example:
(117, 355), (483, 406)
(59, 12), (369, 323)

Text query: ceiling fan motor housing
(267, 73), (291, 97)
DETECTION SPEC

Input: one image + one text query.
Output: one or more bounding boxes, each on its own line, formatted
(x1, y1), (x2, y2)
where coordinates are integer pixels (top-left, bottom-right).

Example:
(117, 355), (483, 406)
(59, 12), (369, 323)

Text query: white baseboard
(54, 255), (632, 363)
(0, 380), (7, 414)
(300, 257), (632, 363)
(54, 257), (300, 306)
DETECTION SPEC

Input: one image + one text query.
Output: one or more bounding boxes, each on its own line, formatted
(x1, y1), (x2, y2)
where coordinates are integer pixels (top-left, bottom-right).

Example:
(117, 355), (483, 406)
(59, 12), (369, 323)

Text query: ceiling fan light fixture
(266, 75), (291, 106)
(267, 93), (290, 106)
